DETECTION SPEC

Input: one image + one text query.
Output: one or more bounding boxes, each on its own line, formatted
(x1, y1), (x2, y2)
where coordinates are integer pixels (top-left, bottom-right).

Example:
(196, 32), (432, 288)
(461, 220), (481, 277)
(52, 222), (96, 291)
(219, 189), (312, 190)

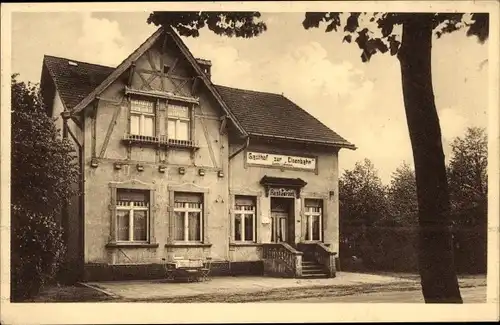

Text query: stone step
(300, 273), (329, 278)
(302, 268), (325, 273)
(302, 262), (323, 266)
(302, 265), (324, 270)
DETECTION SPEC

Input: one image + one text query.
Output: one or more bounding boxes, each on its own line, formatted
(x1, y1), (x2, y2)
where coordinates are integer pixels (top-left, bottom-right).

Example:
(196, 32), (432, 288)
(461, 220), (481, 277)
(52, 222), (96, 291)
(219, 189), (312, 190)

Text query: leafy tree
(448, 127), (488, 223)
(339, 159), (389, 267)
(301, 12), (488, 303)
(148, 11), (490, 303)
(448, 127), (487, 273)
(339, 159), (388, 227)
(387, 162), (418, 227)
(11, 74), (79, 300)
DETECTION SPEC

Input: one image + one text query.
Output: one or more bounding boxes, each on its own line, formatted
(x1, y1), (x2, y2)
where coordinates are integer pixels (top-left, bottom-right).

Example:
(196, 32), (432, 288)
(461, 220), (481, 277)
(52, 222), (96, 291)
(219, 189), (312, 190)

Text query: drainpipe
(229, 136), (250, 160)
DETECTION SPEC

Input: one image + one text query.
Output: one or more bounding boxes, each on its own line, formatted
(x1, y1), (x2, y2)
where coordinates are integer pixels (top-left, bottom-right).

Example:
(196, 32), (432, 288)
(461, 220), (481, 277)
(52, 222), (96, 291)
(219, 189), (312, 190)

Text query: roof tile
(214, 85), (354, 148)
(43, 55), (114, 110)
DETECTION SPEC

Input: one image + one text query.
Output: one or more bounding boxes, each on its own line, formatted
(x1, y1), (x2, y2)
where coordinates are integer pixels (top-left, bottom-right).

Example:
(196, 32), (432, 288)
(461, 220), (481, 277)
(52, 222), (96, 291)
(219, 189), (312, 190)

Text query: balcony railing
(123, 134), (199, 150)
(123, 134), (161, 145)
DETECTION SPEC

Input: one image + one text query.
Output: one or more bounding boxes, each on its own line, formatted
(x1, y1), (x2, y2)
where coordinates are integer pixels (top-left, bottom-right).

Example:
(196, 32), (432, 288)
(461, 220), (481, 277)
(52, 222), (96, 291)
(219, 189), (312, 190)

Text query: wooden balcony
(122, 134), (200, 151)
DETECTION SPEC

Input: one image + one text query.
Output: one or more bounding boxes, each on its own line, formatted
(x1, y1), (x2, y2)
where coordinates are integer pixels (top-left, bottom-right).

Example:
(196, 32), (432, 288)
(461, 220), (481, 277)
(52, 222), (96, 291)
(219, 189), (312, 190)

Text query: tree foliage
(339, 158), (389, 227)
(447, 127), (488, 273)
(302, 12), (489, 62)
(147, 11), (267, 38)
(339, 159), (390, 268)
(11, 74), (79, 300)
(387, 162), (418, 227)
(448, 127), (488, 223)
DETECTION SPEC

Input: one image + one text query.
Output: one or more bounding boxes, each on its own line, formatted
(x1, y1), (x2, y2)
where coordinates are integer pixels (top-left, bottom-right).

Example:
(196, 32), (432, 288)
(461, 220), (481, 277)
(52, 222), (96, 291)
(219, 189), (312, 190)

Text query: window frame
(116, 191), (150, 243)
(173, 195), (203, 242)
(166, 102), (191, 141)
(167, 183), (210, 245)
(304, 199), (323, 242)
(129, 98), (156, 137)
(233, 196), (257, 243)
(108, 180), (157, 246)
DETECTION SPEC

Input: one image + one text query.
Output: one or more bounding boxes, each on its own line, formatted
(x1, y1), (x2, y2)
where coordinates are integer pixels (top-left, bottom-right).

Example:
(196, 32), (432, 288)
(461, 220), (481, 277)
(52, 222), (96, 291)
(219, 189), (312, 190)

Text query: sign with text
(247, 151), (316, 171)
(269, 187), (296, 198)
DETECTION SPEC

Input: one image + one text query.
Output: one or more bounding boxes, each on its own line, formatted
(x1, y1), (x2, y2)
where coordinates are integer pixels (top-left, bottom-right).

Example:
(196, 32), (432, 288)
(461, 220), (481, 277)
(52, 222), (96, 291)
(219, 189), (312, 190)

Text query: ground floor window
(305, 199), (322, 241)
(116, 189), (149, 242)
(233, 196), (256, 242)
(174, 192), (203, 242)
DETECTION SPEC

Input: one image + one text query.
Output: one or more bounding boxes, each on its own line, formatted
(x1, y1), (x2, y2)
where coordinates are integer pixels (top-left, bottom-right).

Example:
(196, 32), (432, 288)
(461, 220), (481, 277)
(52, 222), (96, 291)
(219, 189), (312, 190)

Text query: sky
(11, 12), (489, 184)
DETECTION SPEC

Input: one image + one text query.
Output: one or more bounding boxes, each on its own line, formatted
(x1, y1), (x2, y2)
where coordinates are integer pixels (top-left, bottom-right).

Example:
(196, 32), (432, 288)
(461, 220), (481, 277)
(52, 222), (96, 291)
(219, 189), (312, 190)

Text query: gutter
(248, 132), (357, 150)
(229, 136), (250, 160)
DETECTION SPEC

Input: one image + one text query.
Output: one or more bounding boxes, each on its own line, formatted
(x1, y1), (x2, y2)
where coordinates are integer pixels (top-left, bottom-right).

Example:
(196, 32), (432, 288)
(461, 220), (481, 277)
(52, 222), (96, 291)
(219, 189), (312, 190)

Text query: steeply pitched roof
(215, 85), (355, 148)
(43, 55), (114, 110)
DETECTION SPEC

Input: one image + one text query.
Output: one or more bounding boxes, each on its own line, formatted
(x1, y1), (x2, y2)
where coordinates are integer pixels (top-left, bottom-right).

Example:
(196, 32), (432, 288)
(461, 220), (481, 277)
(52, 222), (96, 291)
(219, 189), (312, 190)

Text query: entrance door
(270, 197), (294, 245)
(271, 211), (288, 243)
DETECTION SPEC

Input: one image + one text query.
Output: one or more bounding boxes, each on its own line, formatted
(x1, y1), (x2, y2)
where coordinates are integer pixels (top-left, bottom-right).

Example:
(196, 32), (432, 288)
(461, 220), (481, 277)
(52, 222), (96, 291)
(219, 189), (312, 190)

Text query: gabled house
(39, 26), (356, 281)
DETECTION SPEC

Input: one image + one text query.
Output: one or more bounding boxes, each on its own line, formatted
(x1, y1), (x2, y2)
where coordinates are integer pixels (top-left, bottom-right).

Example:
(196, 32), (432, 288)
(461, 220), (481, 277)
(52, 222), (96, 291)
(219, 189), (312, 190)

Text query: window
(174, 192), (203, 242)
(167, 103), (190, 141)
(163, 64), (170, 74)
(305, 199), (322, 241)
(130, 99), (155, 137)
(116, 189), (150, 242)
(233, 196), (256, 242)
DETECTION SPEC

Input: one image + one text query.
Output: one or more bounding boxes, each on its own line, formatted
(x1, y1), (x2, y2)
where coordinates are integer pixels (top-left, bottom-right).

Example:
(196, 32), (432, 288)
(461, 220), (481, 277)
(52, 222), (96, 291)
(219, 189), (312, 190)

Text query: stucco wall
(82, 39), (230, 265)
(52, 90), (65, 136)
(228, 141), (340, 261)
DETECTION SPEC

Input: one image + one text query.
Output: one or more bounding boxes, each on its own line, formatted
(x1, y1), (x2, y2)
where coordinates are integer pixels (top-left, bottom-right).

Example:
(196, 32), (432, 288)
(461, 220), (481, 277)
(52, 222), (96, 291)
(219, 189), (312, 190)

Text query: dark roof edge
(248, 132), (357, 150)
(44, 54), (115, 69)
(41, 56), (69, 112)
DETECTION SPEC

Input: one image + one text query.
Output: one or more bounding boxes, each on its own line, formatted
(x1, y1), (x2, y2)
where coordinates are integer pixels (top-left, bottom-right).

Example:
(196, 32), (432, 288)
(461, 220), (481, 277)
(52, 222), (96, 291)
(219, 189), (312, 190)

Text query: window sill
(106, 242), (159, 248)
(164, 243), (212, 248)
(229, 242), (261, 247)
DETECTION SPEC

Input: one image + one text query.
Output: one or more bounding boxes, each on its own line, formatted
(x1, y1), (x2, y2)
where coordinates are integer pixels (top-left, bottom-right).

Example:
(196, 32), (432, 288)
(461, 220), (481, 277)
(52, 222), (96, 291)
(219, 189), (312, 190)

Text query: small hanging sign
(269, 187), (296, 198)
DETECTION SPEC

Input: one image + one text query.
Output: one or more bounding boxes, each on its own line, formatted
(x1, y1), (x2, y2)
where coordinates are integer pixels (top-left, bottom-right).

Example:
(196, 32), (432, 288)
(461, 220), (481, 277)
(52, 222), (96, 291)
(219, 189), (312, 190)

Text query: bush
(11, 210), (66, 301)
(340, 226), (419, 272)
(11, 74), (79, 300)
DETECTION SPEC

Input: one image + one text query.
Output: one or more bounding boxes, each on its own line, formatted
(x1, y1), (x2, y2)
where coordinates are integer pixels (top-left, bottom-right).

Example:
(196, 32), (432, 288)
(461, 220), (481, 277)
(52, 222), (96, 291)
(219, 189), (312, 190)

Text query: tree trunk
(397, 14), (462, 303)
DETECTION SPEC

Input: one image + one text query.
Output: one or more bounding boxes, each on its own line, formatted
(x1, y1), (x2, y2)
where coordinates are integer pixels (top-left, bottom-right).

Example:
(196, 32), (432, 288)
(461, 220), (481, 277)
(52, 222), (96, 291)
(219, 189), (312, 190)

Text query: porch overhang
(259, 176), (307, 199)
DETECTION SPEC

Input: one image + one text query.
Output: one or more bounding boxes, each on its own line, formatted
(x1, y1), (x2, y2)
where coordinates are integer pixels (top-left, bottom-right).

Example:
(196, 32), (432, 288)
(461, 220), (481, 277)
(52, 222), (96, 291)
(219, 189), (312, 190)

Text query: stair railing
(297, 242), (337, 277)
(262, 243), (303, 277)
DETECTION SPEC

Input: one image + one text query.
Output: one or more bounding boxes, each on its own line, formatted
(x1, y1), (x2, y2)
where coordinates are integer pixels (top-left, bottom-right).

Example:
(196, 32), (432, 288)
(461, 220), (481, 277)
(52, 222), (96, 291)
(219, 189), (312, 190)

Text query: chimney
(196, 58), (212, 80)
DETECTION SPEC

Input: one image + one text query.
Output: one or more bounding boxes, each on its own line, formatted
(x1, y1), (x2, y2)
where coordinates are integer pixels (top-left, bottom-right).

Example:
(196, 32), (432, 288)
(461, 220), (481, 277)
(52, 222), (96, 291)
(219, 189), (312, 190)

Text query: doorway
(270, 197), (295, 246)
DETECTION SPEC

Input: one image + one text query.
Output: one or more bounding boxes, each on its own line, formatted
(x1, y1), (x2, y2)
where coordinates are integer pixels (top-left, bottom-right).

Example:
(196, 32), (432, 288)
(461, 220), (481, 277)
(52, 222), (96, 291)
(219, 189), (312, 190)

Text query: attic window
(68, 61), (78, 67)
(163, 65), (170, 74)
